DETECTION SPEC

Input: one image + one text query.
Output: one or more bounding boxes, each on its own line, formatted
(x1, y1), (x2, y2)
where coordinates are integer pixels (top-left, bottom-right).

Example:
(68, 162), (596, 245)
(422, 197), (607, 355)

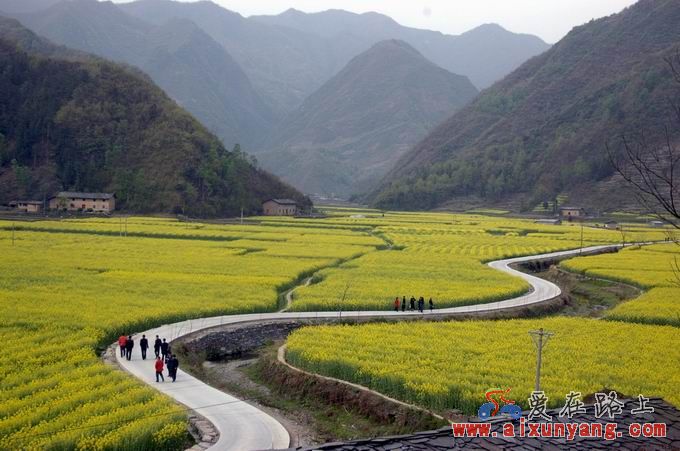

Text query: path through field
(115, 244), (621, 450)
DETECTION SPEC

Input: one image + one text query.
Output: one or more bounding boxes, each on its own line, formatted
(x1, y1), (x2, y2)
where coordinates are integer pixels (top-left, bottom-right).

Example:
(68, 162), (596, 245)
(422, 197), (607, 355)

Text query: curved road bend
(116, 243), (621, 450)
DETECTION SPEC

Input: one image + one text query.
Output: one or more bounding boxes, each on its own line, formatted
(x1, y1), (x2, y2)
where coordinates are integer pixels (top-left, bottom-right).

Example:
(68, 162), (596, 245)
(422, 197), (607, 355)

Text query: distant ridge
(371, 0), (680, 212)
(0, 17), (308, 216)
(255, 39), (478, 197)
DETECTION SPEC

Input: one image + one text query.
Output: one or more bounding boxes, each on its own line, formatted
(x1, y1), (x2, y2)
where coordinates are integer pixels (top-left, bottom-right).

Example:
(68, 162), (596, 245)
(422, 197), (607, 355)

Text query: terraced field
(0, 212), (670, 449)
(563, 244), (680, 326)
(0, 218), (379, 449)
(285, 220), (680, 417)
(287, 318), (680, 413)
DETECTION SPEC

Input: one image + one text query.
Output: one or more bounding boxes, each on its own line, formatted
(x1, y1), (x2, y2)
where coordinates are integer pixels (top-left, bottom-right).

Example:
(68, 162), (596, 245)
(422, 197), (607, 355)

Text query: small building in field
(604, 220), (619, 230)
(560, 206), (586, 219)
(534, 218), (562, 226)
(262, 199), (298, 216)
(49, 192), (115, 213)
(9, 200), (42, 213)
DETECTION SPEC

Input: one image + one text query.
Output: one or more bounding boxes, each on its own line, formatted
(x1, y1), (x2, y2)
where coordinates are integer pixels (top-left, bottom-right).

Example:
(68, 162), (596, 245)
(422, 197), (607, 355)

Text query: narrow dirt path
(280, 277), (312, 312)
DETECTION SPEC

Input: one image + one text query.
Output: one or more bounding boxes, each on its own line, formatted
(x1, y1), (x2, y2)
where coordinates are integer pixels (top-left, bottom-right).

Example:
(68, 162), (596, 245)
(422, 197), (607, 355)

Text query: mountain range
(0, 17), (307, 216)
(252, 8), (550, 92)
(255, 40), (478, 197)
(7, 0), (273, 149)
(1, 0), (551, 199)
(371, 0), (680, 212)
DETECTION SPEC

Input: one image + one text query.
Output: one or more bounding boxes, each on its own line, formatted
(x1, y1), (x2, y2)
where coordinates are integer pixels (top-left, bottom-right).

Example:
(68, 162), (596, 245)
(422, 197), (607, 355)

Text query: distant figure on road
(118, 335), (127, 357)
(140, 334), (149, 360)
(125, 335), (134, 361)
(394, 297), (400, 312)
(410, 296), (416, 311)
(418, 297), (424, 313)
(168, 354), (179, 382)
(155, 357), (165, 382)
(154, 335), (162, 358)
(160, 338), (169, 359)
(401, 296), (406, 312)
(429, 298), (434, 312)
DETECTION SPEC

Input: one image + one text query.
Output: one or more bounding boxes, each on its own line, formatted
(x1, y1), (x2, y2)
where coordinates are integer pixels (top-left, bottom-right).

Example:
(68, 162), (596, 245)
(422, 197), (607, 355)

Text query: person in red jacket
(155, 357), (165, 382)
(118, 335), (127, 357)
(394, 297), (400, 312)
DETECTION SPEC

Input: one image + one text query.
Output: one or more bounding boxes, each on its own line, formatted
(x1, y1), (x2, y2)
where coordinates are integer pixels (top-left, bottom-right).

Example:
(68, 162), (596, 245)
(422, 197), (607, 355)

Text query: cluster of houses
(534, 206), (668, 229)
(9, 192), (116, 214)
(8, 194), (301, 217)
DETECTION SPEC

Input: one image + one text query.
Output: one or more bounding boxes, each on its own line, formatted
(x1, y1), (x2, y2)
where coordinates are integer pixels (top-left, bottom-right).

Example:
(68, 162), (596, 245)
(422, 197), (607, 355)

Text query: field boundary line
(114, 242), (651, 451)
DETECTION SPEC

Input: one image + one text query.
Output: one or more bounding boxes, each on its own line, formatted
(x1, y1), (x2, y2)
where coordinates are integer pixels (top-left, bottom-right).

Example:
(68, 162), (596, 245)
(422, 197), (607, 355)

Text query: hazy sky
(206, 0), (637, 43)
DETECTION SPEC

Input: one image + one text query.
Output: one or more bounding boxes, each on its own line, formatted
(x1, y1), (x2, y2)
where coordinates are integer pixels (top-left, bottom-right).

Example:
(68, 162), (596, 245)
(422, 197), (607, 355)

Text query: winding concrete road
(115, 244), (621, 451)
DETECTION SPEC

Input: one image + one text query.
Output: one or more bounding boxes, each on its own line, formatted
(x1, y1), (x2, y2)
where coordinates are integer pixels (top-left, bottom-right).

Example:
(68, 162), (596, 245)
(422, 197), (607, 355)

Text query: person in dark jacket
(140, 334), (149, 360)
(160, 338), (169, 359)
(418, 297), (425, 313)
(401, 296), (406, 312)
(125, 335), (134, 360)
(429, 298), (434, 312)
(153, 335), (162, 358)
(409, 296), (416, 310)
(168, 354), (179, 382)
(155, 357), (164, 382)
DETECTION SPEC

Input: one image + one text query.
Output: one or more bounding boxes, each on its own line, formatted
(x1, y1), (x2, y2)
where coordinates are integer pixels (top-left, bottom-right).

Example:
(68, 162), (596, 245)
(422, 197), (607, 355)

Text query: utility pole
(241, 208), (244, 225)
(338, 282), (351, 319)
(125, 217), (128, 237)
(12, 222), (15, 246)
(580, 221), (584, 255)
(529, 328), (554, 392)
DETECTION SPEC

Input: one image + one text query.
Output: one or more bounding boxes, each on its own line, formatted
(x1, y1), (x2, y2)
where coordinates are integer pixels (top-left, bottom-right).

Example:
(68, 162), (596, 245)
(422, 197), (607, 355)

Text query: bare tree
(608, 50), (680, 229)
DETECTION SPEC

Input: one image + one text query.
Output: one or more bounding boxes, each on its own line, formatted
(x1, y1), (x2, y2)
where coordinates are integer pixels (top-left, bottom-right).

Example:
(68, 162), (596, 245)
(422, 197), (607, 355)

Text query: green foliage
(0, 37), (307, 216)
(373, 0), (680, 211)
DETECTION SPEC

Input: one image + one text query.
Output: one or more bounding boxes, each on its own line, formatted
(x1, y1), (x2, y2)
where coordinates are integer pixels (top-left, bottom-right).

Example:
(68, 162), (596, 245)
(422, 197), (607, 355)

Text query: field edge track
(115, 243), (624, 450)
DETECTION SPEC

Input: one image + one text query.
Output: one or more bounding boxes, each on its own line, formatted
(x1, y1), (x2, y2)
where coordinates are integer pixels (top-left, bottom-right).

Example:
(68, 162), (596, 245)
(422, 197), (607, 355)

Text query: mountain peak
(256, 37), (478, 197)
(373, 0), (680, 211)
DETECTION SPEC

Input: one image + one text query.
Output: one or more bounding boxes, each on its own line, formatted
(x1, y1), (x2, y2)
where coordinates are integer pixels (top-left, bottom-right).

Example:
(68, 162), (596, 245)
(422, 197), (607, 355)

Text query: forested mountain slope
(0, 20), (307, 216)
(10, 0), (273, 148)
(372, 0), (680, 211)
(256, 40), (478, 197)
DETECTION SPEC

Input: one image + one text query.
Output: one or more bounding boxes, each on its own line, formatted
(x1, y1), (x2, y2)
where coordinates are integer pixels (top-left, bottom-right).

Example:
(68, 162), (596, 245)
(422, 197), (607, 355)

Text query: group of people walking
(393, 296), (434, 313)
(118, 333), (180, 382)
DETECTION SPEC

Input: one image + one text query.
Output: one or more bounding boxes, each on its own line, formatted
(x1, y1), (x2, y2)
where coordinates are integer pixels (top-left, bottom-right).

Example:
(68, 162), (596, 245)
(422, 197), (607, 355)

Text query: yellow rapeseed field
(0, 218), (379, 450)
(286, 318), (680, 413)
(0, 212), (669, 448)
(288, 214), (655, 311)
(562, 244), (680, 326)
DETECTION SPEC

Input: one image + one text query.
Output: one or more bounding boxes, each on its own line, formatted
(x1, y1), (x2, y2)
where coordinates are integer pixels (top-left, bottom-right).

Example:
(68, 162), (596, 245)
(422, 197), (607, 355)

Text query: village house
(559, 206), (586, 219)
(262, 199), (298, 216)
(9, 200), (42, 213)
(49, 192), (115, 213)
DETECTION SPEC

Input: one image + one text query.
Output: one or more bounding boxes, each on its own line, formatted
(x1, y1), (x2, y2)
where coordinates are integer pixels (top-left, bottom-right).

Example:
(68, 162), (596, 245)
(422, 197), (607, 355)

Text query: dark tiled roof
(11, 200), (42, 205)
(266, 199), (297, 205)
(50, 192), (114, 200)
(295, 398), (679, 450)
